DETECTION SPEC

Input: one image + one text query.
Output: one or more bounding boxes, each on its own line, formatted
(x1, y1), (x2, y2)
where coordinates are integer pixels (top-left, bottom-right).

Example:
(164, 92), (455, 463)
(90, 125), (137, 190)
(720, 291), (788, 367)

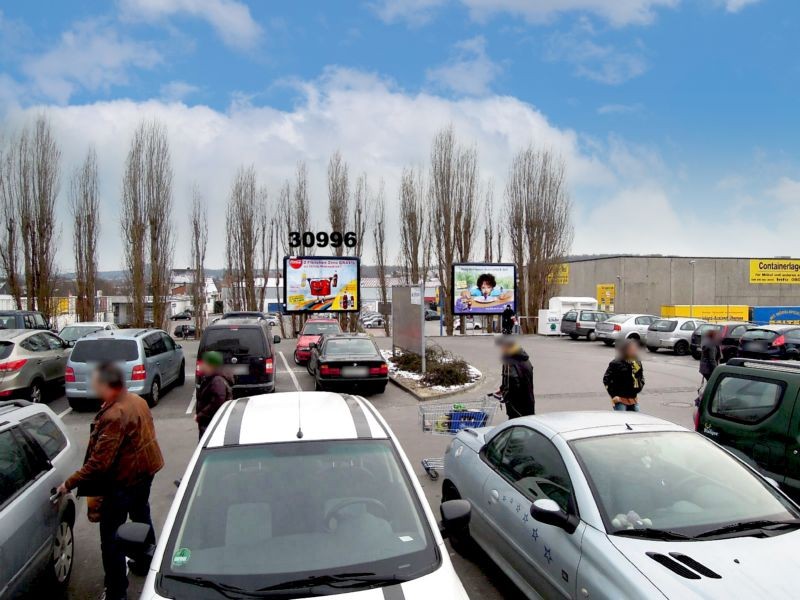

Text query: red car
(293, 318), (343, 364)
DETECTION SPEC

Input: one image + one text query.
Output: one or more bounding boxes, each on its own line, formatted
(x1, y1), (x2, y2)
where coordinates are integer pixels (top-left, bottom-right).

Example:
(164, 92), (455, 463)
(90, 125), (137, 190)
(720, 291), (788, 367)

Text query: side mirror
(439, 499), (471, 538)
(66, 340), (75, 348)
(116, 522), (154, 560)
(273, 335), (281, 344)
(176, 344), (182, 349)
(530, 498), (578, 534)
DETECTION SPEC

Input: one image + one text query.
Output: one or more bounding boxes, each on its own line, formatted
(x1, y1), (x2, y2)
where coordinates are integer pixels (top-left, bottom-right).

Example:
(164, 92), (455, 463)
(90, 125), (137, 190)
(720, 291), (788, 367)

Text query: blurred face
(199, 360), (216, 376)
(623, 343), (638, 360)
(92, 373), (116, 402)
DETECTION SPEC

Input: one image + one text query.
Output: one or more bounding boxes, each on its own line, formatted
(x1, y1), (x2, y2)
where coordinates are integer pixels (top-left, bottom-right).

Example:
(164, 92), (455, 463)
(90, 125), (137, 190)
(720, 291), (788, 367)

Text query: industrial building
(556, 255), (800, 318)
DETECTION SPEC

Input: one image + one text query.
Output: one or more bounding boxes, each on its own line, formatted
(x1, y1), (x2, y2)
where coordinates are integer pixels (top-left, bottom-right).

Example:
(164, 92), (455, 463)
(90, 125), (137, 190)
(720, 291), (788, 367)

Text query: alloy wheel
(30, 382), (42, 403)
(53, 520), (74, 584)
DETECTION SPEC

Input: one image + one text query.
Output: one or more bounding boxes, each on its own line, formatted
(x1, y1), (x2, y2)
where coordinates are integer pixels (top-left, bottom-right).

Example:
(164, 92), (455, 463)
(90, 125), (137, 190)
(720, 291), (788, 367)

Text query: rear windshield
(203, 327), (267, 357)
(606, 314), (630, 324)
(650, 320), (677, 332)
(741, 329), (779, 342)
(71, 339), (139, 363)
(696, 324), (722, 335)
(0, 342), (13, 360)
(60, 326), (103, 342)
(324, 339), (378, 357)
(0, 315), (17, 329)
(303, 322), (343, 335)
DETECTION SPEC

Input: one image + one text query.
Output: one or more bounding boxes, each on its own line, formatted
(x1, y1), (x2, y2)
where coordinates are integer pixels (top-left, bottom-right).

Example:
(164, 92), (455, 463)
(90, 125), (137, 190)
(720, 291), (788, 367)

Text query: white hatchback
(121, 392), (470, 600)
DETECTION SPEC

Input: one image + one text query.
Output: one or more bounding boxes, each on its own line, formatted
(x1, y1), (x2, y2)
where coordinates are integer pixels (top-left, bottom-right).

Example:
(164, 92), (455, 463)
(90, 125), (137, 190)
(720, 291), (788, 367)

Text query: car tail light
(0, 359), (27, 372)
(320, 364), (341, 376)
(0, 390), (11, 397)
(264, 358), (274, 374)
(576, 322), (582, 328)
(613, 324), (621, 331)
(369, 363), (389, 376)
(65, 366), (75, 383)
(772, 335), (786, 347)
(131, 364), (146, 380)
(195, 360), (203, 378)
(693, 408), (700, 431)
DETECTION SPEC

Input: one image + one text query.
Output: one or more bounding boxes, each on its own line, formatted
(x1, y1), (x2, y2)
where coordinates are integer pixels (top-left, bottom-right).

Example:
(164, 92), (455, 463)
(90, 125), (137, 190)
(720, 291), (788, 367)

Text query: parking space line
(57, 407), (72, 418)
(186, 391), (196, 415)
(279, 351), (302, 392)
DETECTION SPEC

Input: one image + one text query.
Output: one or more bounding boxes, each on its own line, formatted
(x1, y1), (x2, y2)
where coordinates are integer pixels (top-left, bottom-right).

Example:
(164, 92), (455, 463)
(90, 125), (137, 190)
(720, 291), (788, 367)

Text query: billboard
(596, 283), (616, 312)
(751, 306), (800, 326)
(283, 256), (360, 312)
(452, 263), (515, 315)
(660, 305), (749, 322)
(547, 263), (570, 285)
(749, 259), (800, 284)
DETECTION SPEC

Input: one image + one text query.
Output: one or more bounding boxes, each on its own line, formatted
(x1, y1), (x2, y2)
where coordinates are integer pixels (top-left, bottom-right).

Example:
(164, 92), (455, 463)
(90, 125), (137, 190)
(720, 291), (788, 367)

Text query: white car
(454, 317), (482, 330)
(646, 317), (706, 355)
(122, 392), (470, 600)
(443, 411), (800, 599)
(594, 314), (658, 346)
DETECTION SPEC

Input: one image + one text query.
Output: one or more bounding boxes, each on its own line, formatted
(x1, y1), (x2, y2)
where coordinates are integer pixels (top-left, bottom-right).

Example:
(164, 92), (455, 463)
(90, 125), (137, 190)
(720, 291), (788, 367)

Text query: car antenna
(296, 392), (304, 439)
(626, 423), (633, 430)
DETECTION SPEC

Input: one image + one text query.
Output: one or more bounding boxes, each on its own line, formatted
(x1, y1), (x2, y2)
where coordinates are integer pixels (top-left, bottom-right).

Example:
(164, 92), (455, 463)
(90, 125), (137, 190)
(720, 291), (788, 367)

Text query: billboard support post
(420, 279), (426, 375)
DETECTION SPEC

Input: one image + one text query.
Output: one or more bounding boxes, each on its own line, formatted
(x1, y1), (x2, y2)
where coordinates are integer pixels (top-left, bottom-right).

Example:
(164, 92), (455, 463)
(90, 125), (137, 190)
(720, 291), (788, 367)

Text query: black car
(196, 317), (280, 397)
(690, 321), (753, 361)
(173, 324), (196, 339)
(0, 310), (49, 330)
(425, 309), (439, 321)
(170, 310), (193, 321)
(221, 311), (264, 320)
(307, 334), (388, 394)
(737, 325), (800, 360)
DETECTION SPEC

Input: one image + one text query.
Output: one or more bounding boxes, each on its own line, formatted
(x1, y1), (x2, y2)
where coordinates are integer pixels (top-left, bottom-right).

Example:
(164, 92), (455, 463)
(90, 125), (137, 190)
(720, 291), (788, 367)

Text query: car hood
(297, 334), (321, 347)
(610, 530), (800, 599)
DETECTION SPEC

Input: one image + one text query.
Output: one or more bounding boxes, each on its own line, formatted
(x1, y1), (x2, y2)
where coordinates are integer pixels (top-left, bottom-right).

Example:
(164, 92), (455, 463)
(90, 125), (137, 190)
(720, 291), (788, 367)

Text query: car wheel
(587, 330), (597, 341)
(603, 340), (614, 347)
(647, 346), (659, 353)
(29, 379), (44, 403)
(441, 481), (474, 556)
(674, 341), (690, 356)
(569, 333), (579, 340)
(176, 361), (186, 386)
(49, 516), (74, 590)
(148, 378), (161, 407)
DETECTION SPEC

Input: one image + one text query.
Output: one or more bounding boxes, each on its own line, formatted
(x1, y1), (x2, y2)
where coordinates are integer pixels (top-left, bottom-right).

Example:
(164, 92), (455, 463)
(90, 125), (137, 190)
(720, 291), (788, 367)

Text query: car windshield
(303, 322), (342, 335)
(742, 329), (779, 341)
(60, 326), (102, 342)
(696, 324), (722, 336)
(650, 320), (677, 332)
(325, 339), (377, 356)
(571, 431), (798, 537)
(71, 339), (138, 362)
(159, 440), (437, 597)
(203, 328), (267, 357)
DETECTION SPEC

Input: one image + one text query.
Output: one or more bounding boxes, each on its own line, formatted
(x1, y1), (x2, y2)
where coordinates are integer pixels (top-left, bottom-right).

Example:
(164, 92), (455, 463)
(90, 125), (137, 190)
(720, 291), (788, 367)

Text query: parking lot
(44, 332), (701, 600)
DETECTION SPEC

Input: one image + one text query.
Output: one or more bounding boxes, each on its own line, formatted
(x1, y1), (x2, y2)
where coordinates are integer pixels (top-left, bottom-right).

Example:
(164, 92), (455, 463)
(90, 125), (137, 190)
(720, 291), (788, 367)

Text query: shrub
(389, 344), (473, 387)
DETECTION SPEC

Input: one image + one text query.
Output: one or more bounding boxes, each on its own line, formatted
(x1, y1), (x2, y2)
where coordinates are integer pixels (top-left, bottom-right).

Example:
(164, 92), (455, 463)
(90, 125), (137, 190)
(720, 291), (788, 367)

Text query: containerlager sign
(750, 259), (800, 284)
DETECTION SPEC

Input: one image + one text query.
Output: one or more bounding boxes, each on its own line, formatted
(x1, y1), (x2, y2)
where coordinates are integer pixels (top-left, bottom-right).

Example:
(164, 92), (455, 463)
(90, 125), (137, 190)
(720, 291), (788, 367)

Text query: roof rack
(0, 399), (33, 409)
(726, 358), (800, 373)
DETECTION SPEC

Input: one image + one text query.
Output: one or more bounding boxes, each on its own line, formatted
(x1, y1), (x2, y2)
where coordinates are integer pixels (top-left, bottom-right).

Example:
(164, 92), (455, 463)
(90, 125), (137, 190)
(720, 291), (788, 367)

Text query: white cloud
(160, 80), (200, 101)
(370, 0), (447, 25)
(426, 36), (503, 96)
(719, 0), (763, 13)
(119, 0), (263, 50)
(23, 20), (161, 103)
(597, 103), (643, 115)
(769, 177), (800, 204)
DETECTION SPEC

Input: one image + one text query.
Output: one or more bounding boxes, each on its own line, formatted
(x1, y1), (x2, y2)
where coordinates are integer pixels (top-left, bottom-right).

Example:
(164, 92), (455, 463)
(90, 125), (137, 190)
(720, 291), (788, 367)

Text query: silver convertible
(443, 411), (800, 599)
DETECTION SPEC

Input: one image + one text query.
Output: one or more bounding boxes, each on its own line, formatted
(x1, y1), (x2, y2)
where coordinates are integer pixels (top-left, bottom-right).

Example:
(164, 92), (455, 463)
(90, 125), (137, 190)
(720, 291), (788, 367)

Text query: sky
(0, 0), (798, 270)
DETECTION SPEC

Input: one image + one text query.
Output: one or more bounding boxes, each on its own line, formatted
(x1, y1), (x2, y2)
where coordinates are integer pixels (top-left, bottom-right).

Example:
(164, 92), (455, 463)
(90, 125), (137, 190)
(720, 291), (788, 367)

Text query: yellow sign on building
(596, 283), (616, 312)
(749, 259), (800, 284)
(547, 263), (569, 285)
(661, 305), (749, 321)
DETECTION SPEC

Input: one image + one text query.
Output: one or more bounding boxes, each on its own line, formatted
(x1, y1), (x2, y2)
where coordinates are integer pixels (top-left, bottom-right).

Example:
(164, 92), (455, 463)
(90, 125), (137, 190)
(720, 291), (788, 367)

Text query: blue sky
(0, 0), (797, 268)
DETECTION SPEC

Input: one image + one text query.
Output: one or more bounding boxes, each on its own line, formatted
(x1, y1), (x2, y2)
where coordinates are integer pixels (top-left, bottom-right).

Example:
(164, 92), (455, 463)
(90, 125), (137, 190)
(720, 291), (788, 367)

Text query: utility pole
(689, 260), (696, 318)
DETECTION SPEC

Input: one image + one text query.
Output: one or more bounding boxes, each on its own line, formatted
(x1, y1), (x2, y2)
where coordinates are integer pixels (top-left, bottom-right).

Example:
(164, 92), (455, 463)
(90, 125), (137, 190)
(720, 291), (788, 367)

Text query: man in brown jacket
(58, 362), (164, 600)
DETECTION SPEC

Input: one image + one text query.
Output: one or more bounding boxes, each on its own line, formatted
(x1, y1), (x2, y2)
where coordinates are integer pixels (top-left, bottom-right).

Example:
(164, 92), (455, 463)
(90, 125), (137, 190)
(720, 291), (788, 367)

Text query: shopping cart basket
(419, 394), (500, 479)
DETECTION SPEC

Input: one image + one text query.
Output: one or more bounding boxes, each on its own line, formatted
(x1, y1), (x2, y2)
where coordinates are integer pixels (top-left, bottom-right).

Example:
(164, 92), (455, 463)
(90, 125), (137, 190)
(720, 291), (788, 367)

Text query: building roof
(564, 254), (800, 264)
(205, 393), (389, 447)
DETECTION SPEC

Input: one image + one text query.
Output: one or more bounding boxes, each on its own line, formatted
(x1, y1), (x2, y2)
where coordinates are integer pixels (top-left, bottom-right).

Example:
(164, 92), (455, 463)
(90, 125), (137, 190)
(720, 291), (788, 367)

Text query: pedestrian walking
(495, 335), (535, 418)
(603, 339), (645, 412)
(57, 362), (164, 600)
(501, 304), (516, 335)
(195, 350), (233, 439)
(699, 328), (721, 383)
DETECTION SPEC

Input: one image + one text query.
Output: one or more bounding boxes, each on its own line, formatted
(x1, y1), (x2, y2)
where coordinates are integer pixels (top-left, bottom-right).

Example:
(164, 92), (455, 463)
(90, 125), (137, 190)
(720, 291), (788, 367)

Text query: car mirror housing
(273, 335), (281, 344)
(530, 498), (578, 534)
(439, 499), (471, 538)
(116, 522), (154, 559)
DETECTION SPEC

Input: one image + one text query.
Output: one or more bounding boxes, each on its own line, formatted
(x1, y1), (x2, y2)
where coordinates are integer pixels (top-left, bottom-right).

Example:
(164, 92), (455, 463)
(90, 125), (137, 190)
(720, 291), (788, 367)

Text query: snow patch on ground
(381, 349), (482, 393)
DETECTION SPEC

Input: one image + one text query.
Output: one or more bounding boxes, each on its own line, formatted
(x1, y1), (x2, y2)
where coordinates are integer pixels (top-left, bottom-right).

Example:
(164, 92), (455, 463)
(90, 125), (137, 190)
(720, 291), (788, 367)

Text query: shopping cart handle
(487, 392), (502, 400)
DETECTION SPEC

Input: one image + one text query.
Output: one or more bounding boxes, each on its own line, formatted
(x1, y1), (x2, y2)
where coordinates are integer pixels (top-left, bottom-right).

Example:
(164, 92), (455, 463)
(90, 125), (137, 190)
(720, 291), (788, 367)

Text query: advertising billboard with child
(283, 256), (360, 312)
(452, 263), (516, 315)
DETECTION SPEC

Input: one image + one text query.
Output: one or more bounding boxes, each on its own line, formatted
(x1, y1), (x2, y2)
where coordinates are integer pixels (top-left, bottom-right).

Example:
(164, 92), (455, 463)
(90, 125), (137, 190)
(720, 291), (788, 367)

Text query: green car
(696, 357), (800, 498)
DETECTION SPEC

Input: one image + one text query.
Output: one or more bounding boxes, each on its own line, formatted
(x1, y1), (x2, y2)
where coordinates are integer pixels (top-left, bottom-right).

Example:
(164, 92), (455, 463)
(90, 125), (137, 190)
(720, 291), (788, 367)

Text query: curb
(389, 372), (484, 402)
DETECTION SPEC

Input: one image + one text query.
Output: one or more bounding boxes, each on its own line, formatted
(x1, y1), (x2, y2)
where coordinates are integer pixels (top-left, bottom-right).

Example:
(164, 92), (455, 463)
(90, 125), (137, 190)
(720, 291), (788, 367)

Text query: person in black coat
(501, 304), (516, 335)
(603, 340), (645, 412)
(195, 351), (233, 439)
(699, 329), (721, 382)
(495, 336), (535, 418)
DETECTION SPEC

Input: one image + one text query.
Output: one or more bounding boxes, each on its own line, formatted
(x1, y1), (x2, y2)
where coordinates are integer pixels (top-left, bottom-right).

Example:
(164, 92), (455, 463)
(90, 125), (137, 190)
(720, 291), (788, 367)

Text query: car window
(20, 413), (67, 460)
(60, 326), (103, 342)
(71, 339), (139, 363)
(741, 329), (778, 342)
(0, 315), (16, 329)
(20, 333), (49, 352)
(302, 321), (344, 335)
(0, 342), (13, 360)
(607, 315), (629, 324)
(483, 429), (512, 468)
(492, 426), (574, 512)
(42, 332), (64, 350)
(145, 333), (167, 357)
(161, 333), (177, 351)
(202, 327), (267, 358)
(0, 428), (47, 508)
(710, 375), (783, 424)
(650, 320), (677, 332)
(680, 321), (697, 331)
(34, 314), (47, 328)
(323, 338), (378, 357)
(635, 316), (652, 325)
(24, 314), (35, 328)
(562, 311), (577, 322)
(784, 329), (800, 342)
(730, 325), (748, 337)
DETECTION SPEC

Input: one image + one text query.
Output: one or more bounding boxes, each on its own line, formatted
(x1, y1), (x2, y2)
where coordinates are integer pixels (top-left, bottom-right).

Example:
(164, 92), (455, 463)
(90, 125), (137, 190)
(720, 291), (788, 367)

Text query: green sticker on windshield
(172, 547), (191, 567)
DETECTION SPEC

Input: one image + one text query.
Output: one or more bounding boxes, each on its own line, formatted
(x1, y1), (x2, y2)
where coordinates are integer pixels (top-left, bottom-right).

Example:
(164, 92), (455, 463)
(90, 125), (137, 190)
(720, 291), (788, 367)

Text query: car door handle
(488, 489), (500, 504)
(49, 487), (60, 504)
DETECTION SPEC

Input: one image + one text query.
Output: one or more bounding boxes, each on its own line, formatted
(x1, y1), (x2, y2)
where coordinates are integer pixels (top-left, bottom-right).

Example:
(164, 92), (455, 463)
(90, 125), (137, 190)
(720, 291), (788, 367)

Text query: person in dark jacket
(501, 304), (516, 335)
(495, 335), (535, 418)
(195, 350), (233, 439)
(699, 329), (721, 382)
(603, 340), (645, 412)
(58, 362), (164, 600)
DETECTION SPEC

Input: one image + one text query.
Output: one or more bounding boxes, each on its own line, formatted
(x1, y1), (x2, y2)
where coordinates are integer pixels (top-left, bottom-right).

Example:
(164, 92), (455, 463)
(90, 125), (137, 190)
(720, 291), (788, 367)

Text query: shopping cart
(419, 394), (501, 479)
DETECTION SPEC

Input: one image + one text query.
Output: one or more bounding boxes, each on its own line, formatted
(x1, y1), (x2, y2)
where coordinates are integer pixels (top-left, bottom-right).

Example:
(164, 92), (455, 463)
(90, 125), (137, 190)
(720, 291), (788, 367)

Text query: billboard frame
(451, 262), (517, 317)
(282, 255), (361, 314)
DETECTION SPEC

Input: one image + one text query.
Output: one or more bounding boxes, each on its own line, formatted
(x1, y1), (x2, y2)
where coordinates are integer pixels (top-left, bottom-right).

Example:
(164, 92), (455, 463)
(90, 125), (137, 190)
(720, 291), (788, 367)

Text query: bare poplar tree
(276, 181), (293, 337)
(327, 151), (349, 257)
(225, 166), (262, 311)
(399, 167), (426, 284)
(257, 185), (274, 312)
(70, 147), (100, 322)
(0, 138), (22, 308)
(291, 162), (312, 335)
(189, 186), (208, 333)
(121, 126), (148, 326)
(350, 174), (370, 260)
(372, 181), (391, 336)
(483, 183), (496, 262)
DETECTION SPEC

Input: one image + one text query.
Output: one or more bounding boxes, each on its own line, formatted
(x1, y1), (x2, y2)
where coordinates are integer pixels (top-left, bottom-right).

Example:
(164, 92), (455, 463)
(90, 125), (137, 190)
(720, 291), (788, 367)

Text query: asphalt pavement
(39, 331), (700, 600)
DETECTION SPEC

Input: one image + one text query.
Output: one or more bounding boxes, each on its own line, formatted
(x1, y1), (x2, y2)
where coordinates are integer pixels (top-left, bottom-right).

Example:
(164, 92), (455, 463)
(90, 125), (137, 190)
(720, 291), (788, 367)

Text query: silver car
(0, 330), (71, 403)
(443, 411), (800, 600)
(595, 314), (659, 346)
(0, 400), (79, 598)
(66, 328), (185, 411)
(645, 317), (706, 355)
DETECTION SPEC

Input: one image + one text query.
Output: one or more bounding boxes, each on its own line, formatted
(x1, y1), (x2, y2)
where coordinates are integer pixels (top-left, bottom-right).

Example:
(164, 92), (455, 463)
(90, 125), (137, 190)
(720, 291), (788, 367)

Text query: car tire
(674, 341), (690, 356)
(176, 361), (186, 386)
(603, 340), (614, 347)
(374, 383), (387, 394)
(314, 378), (323, 391)
(647, 346), (659, 353)
(441, 481), (474, 556)
(148, 378), (161, 407)
(48, 515), (74, 591)
(29, 379), (44, 403)
(568, 333), (579, 340)
(691, 350), (701, 360)
(587, 330), (597, 341)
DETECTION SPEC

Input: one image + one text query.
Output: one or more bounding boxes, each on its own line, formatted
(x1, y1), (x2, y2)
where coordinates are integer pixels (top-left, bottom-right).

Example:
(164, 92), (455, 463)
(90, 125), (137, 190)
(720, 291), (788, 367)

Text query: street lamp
(689, 260), (696, 318)
(615, 275), (622, 313)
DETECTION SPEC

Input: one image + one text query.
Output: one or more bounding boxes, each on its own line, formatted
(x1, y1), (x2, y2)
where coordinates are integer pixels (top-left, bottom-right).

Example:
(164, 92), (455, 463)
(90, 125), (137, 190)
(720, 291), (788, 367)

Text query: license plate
(342, 366), (368, 378)
(231, 365), (250, 375)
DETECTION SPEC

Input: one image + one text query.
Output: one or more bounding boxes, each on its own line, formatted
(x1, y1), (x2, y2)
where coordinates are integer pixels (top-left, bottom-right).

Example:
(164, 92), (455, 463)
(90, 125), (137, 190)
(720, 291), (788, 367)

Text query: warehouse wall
(557, 257), (800, 314)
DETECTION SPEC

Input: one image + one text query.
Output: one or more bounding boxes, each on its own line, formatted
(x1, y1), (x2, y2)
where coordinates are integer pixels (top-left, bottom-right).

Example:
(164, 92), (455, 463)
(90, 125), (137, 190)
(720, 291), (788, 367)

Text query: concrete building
(557, 255), (800, 316)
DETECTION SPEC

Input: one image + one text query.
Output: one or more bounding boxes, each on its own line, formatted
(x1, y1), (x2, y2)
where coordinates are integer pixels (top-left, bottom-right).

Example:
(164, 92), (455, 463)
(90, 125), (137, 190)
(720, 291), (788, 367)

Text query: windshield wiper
(612, 527), (692, 541)
(257, 572), (403, 592)
(162, 574), (269, 598)
(695, 519), (800, 539)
